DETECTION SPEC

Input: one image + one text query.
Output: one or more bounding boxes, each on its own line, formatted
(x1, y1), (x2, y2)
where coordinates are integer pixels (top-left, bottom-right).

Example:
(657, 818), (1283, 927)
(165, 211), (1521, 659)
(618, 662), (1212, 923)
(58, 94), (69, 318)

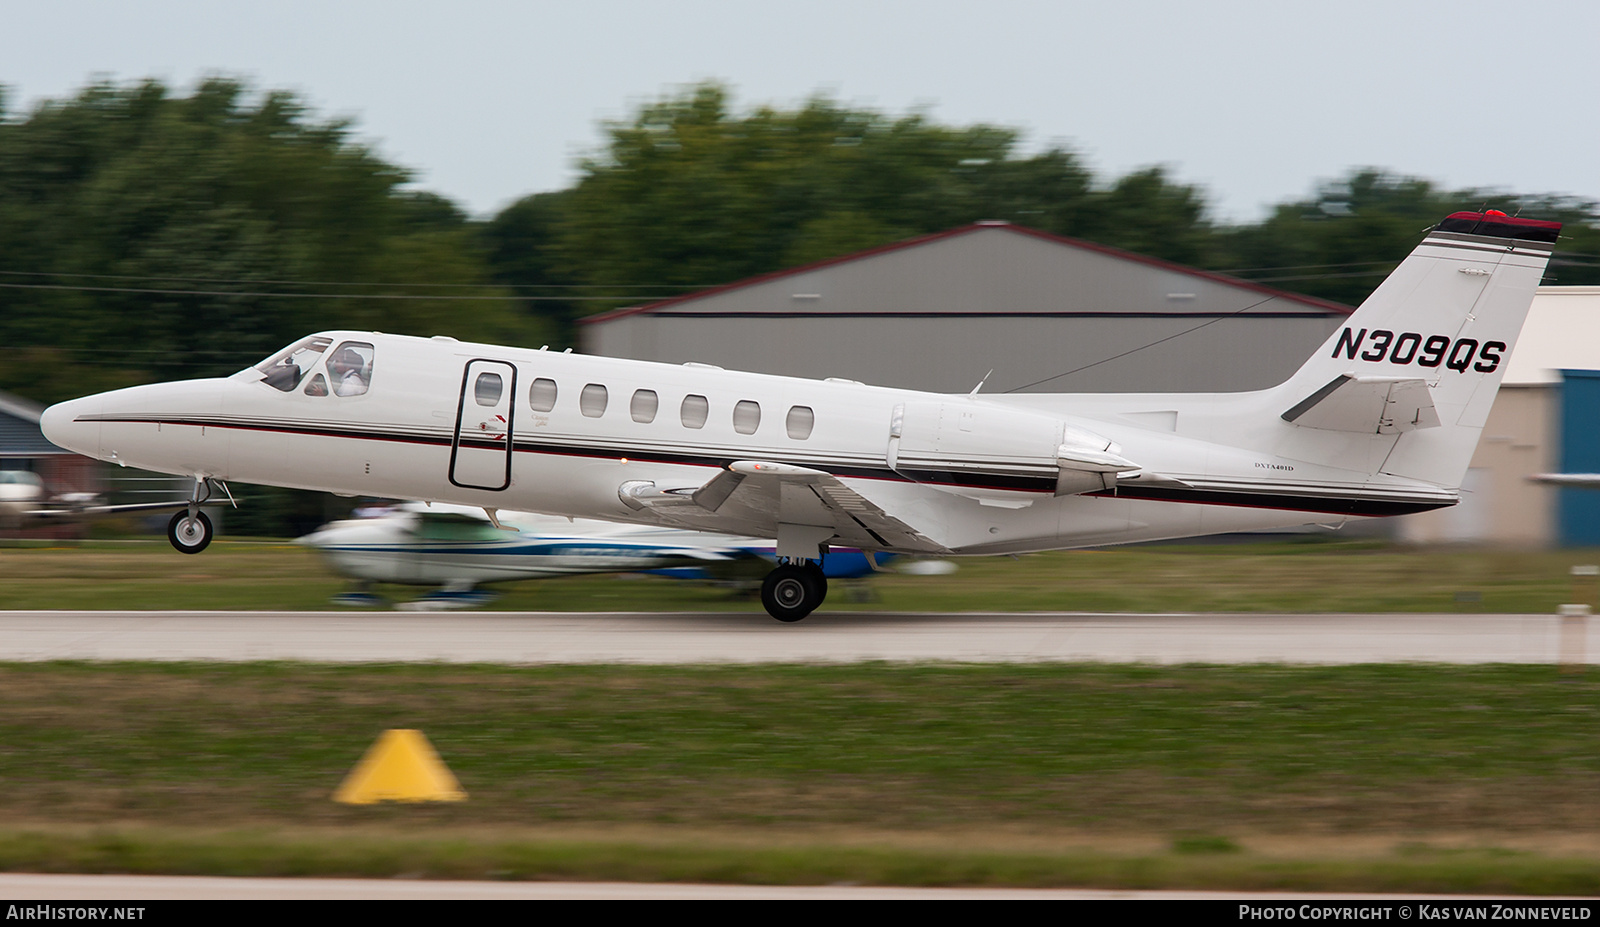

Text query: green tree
(0, 77), (544, 402)
(545, 83), (1221, 305)
(1213, 169), (1600, 305)
(480, 190), (582, 347)
(555, 83), (1141, 298)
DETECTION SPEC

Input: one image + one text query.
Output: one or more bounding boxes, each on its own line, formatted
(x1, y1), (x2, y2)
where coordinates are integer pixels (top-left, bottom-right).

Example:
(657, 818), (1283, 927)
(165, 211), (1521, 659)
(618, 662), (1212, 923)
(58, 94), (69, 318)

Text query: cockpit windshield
(255, 336), (332, 392)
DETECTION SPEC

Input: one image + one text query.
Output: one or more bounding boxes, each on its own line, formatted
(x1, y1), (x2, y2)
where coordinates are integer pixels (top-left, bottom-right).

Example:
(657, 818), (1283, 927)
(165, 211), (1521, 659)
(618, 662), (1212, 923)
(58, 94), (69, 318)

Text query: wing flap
(618, 461), (947, 554)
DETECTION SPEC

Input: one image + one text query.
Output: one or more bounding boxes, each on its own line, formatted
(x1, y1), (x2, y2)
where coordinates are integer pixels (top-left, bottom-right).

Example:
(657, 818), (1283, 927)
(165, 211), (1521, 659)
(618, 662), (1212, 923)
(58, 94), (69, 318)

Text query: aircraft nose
(39, 396), (102, 458)
(294, 528), (329, 547)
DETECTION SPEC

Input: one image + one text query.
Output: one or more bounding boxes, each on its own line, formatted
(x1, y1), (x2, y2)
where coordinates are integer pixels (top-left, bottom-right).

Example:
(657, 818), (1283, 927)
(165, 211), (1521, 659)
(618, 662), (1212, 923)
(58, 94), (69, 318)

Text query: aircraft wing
(620, 460), (947, 554)
(25, 499), (197, 519)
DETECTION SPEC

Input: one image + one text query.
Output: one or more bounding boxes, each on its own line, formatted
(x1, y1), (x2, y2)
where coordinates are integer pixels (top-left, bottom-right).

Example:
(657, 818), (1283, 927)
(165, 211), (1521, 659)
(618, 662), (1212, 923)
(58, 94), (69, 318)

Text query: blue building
(1557, 369), (1600, 547)
(1398, 287), (1600, 547)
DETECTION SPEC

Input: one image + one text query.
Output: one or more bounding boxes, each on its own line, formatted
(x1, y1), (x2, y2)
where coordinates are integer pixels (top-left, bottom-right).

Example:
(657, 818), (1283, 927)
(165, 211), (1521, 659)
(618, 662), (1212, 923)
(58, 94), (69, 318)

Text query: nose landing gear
(760, 559), (828, 622)
(167, 509), (214, 554)
(165, 477), (232, 554)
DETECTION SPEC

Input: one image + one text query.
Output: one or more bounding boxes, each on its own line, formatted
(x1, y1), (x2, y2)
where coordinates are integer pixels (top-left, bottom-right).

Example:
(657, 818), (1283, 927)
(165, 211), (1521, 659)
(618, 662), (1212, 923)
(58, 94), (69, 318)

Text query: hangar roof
(581, 221), (1352, 326)
(1505, 287), (1600, 385)
(0, 389), (63, 457)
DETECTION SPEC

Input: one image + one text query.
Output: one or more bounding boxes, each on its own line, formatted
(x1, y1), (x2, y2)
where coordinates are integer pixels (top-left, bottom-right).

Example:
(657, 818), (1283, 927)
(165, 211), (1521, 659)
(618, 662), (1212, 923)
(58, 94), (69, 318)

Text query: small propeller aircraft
(0, 467), (212, 533)
(0, 470), (47, 530)
(41, 211), (1559, 620)
(297, 501), (891, 608)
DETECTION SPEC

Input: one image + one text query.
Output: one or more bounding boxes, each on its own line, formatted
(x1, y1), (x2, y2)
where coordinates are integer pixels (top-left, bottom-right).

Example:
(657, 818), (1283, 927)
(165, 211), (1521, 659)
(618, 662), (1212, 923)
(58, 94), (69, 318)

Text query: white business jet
(40, 211), (1559, 621)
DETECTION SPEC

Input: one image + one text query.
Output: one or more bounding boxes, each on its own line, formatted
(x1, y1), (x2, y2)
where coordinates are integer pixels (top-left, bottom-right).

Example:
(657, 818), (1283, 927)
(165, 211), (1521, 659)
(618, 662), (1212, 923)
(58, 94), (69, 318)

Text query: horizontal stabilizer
(1529, 473), (1600, 488)
(1281, 374), (1440, 435)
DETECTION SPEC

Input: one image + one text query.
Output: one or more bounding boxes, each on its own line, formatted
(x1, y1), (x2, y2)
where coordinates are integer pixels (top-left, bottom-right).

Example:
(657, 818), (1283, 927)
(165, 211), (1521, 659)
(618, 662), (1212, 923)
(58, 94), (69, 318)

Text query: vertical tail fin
(1274, 212), (1559, 488)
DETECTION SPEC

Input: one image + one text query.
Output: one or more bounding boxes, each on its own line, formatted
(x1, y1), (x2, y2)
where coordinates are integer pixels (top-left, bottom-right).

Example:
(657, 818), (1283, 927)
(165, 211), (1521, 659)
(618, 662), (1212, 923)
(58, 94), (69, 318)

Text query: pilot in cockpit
(329, 347), (370, 397)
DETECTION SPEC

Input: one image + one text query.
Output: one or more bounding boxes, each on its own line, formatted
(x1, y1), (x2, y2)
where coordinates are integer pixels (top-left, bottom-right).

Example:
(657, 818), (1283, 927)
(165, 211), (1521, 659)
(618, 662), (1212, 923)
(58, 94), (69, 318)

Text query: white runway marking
(0, 610), (1592, 664)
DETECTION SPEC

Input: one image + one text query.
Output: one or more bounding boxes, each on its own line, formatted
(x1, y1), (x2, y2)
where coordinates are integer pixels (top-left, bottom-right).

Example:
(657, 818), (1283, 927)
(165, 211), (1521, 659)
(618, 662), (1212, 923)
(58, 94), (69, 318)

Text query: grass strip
(2, 538), (1599, 613)
(1, 827), (1598, 895)
(3, 661), (1598, 893)
(1, 662), (1597, 829)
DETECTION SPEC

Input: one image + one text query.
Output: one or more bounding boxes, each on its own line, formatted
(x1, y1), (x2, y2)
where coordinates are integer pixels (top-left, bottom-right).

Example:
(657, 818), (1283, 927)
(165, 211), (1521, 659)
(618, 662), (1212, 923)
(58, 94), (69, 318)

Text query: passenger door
(450, 359), (517, 491)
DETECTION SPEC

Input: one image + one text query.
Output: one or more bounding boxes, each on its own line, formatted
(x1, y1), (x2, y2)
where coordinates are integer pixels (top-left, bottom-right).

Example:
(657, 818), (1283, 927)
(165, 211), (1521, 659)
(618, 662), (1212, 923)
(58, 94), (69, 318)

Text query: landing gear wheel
(167, 510), (213, 554)
(761, 564), (827, 622)
(804, 561), (828, 602)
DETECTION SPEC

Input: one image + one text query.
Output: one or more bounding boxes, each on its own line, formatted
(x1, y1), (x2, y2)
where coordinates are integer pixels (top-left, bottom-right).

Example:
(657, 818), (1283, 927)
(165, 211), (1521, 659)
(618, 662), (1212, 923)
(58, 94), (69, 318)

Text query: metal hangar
(579, 221), (1353, 395)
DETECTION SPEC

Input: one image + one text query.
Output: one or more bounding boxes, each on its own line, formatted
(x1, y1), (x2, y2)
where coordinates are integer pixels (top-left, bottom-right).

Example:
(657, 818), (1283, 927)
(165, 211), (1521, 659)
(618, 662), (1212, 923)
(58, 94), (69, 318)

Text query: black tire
(804, 561), (828, 602)
(761, 564), (823, 622)
(167, 510), (214, 554)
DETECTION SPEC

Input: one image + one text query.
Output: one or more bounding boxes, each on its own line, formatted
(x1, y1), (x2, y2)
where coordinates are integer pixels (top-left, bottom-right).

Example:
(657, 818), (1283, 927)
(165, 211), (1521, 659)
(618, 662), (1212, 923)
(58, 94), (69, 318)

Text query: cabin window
(580, 383), (608, 418)
(303, 374), (329, 397)
(328, 341), (375, 397)
(415, 517), (503, 542)
(631, 389), (658, 423)
(474, 372), (503, 407)
(786, 405), (815, 440)
(680, 394), (709, 429)
(529, 378), (557, 412)
(0, 470), (43, 488)
(256, 336), (331, 392)
(733, 400), (761, 435)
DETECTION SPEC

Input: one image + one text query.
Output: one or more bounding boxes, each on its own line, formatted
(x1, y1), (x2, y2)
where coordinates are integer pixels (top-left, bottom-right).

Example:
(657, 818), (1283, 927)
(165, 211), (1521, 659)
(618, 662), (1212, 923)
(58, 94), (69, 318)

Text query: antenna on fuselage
(968, 370), (993, 397)
(481, 507), (519, 533)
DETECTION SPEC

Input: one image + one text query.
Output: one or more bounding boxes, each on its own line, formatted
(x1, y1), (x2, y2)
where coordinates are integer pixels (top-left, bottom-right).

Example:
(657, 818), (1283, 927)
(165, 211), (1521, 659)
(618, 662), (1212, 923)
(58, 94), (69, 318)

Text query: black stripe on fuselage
(79, 413), (1450, 515)
(1092, 484), (1452, 516)
(79, 412), (454, 447)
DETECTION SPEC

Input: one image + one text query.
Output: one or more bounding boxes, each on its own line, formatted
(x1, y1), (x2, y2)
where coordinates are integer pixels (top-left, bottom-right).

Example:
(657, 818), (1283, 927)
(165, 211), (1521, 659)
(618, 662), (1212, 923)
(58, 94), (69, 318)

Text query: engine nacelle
(887, 401), (1136, 500)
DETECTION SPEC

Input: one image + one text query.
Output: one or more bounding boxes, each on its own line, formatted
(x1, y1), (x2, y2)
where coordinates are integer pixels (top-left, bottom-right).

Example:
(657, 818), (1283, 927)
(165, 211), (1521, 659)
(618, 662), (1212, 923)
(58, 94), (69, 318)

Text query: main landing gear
(760, 559), (828, 622)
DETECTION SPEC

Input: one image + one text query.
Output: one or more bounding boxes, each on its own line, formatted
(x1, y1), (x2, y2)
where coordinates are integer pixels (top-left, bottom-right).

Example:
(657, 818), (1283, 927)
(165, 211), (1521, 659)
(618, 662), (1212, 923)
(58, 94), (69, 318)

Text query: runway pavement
(6, 872), (1483, 900)
(0, 609), (1593, 664)
(0, 872), (1164, 900)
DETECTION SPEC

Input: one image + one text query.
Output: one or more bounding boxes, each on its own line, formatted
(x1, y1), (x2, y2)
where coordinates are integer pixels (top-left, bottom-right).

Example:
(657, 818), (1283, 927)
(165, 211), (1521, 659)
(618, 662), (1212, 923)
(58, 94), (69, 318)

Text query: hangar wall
(597, 313), (1346, 394)
(582, 223), (1351, 395)
(1396, 288), (1600, 547)
(1396, 385), (1555, 545)
(0, 389), (100, 539)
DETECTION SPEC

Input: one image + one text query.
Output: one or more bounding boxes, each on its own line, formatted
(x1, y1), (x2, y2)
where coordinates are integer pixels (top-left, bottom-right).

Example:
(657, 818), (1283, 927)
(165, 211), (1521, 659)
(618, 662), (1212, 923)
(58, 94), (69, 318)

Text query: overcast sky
(3, 0), (1596, 222)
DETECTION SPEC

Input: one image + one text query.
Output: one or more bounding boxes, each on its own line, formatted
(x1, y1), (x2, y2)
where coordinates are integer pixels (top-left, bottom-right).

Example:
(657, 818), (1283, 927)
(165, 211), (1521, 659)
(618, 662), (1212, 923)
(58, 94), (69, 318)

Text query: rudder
(1274, 211), (1559, 489)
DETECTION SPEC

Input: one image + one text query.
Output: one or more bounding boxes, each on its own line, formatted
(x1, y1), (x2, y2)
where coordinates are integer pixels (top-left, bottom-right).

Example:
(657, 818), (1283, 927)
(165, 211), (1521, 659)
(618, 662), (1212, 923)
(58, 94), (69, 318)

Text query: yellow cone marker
(333, 729), (467, 804)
